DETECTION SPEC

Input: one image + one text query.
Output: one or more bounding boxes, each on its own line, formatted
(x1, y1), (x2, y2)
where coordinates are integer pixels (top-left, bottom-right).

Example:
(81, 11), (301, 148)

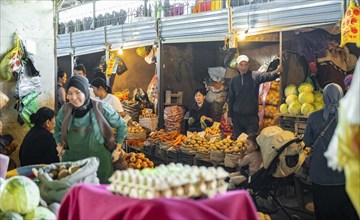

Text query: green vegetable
(279, 103), (288, 114)
(24, 206), (56, 220)
(0, 211), (23, 220)
(301, 103), (316, 117)
(288, 102), (301, 116)
(0, 176), (40, 214)
(298, 82), (314, 93)
(298, 92), (315, 104)
(284, 84), (298, 97)
(285, 95), (298, 105)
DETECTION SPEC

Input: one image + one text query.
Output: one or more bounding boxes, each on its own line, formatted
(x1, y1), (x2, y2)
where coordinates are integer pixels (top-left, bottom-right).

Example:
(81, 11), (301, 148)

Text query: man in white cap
(227, 55), (282, 138)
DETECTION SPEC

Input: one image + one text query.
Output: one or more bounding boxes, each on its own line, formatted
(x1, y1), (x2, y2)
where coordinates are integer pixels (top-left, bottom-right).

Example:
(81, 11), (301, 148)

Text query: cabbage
(0, 211), (23, 220)
(298, 82), (314, 93)
(301, 103), (316, 117)
(288, 102), (301, 116)
(298, 92), (315, 104)
(285, 95), (298, 105)
(24, 207), (56, 220)
(314, 91), (323, 103)
(313, 102), (325, 110)
(279, 103), (289, 114)
(0, 176), (40, 214)
(284, 84), (298, 97)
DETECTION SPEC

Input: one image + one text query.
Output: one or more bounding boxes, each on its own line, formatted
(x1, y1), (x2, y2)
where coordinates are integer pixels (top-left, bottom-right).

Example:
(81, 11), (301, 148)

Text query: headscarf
(65, 75), (91, 111)
(322, 83), (343, 122)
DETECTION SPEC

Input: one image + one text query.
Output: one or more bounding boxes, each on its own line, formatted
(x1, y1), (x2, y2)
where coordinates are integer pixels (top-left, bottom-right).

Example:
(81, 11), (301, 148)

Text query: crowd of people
(17, 54), (359, 218)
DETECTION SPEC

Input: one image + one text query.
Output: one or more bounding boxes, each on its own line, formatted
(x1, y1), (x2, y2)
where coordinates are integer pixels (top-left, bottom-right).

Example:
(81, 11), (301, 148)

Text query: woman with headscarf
(54, 75), (127, 183)
(326, 60), (360, 217)
(19, 107), (59, 166)
(303, 83), (358, 220)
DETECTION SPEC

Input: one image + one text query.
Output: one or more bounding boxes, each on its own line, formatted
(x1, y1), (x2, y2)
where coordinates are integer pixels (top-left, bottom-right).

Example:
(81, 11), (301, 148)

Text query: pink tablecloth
(58, 184), (258, 220)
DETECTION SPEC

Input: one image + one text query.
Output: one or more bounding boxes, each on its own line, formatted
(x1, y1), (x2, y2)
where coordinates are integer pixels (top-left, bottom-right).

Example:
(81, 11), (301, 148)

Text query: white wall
(0, 0), (56, 166)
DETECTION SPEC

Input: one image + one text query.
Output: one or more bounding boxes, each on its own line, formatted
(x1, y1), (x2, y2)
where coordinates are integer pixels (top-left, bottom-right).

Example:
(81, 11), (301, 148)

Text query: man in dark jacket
(227, 55), (282, 138)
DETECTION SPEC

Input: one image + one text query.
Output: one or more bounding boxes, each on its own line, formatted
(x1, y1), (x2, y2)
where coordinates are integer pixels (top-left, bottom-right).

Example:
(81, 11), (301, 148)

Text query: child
(228, 133), (263, 187)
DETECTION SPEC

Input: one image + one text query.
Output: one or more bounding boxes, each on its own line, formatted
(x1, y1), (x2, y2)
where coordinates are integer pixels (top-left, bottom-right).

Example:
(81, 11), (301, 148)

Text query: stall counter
(58, 184), (258, 220)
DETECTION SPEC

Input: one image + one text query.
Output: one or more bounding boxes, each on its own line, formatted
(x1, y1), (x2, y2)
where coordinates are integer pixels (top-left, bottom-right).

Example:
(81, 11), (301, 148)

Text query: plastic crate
(178, 151), (195, 165)
(195, 158), (215, 167)
(154, 145), (166, 159)
(143, 145), (155, 156)
(166, 150), (179, 163)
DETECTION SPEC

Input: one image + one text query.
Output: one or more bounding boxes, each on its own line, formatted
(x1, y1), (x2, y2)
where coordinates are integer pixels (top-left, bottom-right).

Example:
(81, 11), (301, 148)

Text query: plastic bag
(15, 64), (42, 99)
(136, 46), (148, 58)
(116, 57), (128, 75)
(37, 157), (100, 204)
(208, 67), (226, 82)
(0, 91), (9, 110)
(147, 73), (158, 104)
(340, 1), (360, 47)
(18, 91), (39, 127)
(145, 47), (157, 64)
(0, 36), (22, 81)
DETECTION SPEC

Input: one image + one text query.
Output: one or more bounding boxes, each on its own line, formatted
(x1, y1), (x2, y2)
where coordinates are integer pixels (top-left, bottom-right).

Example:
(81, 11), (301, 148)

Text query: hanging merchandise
(147, 73), (158, 104)
(16, 91), (39, 127)
(0, 34), (23, 81)
(123, 100), (141, 122)
(164, 105), (184, 132)
(0, 91), (9, 110)
(105, 56), (128, 78)
(116, 57), (128, 75)
(340, 1), (360, 47)
(136, 47), (148, 58)
(144, 47), (157, 64)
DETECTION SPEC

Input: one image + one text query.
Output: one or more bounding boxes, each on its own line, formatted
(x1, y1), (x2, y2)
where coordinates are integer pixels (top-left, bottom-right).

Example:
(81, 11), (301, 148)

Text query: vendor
(19, 107), (59, 166)
(188, 88), (213, 132)
(54, 75), (127, 183)
(91, 77), (125, 117)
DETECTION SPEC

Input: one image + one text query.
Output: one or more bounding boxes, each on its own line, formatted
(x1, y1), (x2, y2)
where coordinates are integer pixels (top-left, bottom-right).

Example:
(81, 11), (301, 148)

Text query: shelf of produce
(165, 150), (179, 163)
(178, 151), (195, 165)
(142, 144), (156, 156)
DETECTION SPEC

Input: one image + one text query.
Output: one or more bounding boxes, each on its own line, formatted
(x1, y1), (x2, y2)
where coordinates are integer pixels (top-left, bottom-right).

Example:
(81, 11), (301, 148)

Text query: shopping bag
(116, 57), (128, 75)
(0, 35), (23, 81)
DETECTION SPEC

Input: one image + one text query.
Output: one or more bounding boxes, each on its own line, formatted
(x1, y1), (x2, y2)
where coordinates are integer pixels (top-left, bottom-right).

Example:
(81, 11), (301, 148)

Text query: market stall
(58, 184), (258, 220)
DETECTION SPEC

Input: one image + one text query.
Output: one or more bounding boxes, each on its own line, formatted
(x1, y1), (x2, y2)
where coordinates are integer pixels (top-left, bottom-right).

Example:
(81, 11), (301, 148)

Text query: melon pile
(280, 83), (324, 117)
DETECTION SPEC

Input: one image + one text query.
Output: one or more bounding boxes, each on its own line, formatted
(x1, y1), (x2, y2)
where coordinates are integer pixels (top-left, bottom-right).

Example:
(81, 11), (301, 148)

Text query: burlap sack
(210, 149), (225, 163)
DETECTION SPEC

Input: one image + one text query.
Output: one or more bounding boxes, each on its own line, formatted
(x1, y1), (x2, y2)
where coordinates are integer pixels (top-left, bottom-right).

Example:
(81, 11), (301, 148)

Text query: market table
(58, 184), (258, 220)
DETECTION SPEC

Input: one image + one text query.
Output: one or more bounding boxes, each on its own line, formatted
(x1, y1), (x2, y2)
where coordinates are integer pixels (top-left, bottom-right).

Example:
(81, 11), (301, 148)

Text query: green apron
(62, 112), (113, 183)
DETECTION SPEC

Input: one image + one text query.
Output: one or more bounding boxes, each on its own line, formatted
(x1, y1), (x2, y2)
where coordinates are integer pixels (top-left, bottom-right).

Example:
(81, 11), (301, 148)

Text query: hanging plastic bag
(0, 91), (9, 110)
(0, 35), (23, 81)
(17, 91), (39, 127)
(147, 73), (158, 104)
(136, 47), (148, 58)
(116, 57), (128, 75)
(340, 1), (360, 47)
(145, 47), (157, 64)
(105, 57), (118, 78)
(14, 63), (42, 100)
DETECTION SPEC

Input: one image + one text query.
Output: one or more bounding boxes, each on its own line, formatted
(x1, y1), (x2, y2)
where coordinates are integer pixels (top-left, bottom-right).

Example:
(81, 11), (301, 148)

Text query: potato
(58, 169), (70, 179)
(69, 165), (79, 174)
(49, 169), (59, 179)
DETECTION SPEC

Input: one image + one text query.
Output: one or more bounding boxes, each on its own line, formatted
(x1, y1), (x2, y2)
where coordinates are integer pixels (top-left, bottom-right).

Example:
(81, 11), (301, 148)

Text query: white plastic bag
(208, 67), (226, 82)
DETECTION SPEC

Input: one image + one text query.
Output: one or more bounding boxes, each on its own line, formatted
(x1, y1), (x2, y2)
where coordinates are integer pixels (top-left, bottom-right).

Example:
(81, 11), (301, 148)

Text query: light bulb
(118, 48), (123, 55)
(238, 32), (246, 41)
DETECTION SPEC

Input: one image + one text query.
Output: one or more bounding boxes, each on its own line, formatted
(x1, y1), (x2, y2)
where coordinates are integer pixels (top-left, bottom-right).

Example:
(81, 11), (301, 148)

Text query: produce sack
(210, 149), (225, 163)
(224, 153), (241, 168)
(37, 157), (100, 204)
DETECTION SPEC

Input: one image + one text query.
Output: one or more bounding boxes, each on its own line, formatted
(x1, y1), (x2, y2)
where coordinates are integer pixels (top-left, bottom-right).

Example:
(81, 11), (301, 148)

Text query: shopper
(303, 83), (358, 220)
(227, 55), (282, 138)
(188, 88), (213, 132)
(91, 77), (125, 117)
(57, 69), (67, 111)
(19, 107), (59, 166)
(228, 133), (263, 186)
(54, 75), (127, 183)
(73, 64), (95, 98)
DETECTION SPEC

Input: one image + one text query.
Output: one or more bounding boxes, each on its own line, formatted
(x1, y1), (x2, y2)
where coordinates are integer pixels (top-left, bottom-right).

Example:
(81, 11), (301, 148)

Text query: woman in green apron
(54, 75), (127, 183)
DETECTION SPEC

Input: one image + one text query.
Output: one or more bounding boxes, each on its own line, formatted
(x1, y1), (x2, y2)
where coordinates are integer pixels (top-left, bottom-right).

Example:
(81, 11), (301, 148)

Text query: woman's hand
(56, 143), (65, 161)
(112, 144), (126, 162)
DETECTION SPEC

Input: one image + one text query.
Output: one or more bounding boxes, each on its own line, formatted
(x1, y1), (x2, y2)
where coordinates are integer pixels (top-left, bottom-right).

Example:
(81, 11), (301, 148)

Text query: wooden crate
(279, 114), (308, 134)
